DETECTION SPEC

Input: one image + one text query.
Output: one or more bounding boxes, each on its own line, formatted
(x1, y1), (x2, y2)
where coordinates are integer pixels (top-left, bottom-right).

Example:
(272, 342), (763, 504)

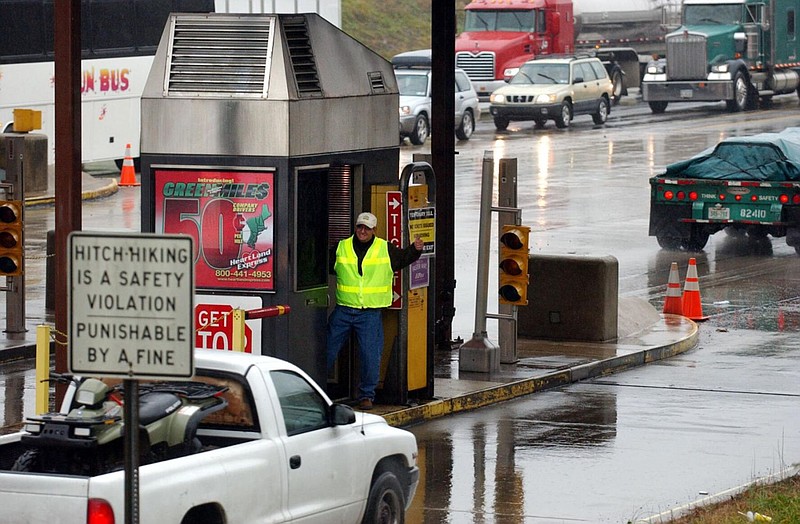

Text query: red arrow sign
(387, 191), (403, 309)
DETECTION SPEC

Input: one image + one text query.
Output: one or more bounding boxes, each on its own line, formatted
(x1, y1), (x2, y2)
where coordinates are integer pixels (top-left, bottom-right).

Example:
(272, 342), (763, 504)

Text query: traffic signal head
(0, 200), (24, 276)
(499, 225), (530, 305)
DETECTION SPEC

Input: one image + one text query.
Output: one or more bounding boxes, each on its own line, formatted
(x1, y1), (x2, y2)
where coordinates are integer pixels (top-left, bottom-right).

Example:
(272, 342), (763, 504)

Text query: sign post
(68, 232), (194, 524)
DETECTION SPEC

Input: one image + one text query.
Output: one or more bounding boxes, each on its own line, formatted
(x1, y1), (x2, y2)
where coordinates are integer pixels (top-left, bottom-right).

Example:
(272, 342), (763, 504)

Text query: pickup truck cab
(0, 350), (419, 523)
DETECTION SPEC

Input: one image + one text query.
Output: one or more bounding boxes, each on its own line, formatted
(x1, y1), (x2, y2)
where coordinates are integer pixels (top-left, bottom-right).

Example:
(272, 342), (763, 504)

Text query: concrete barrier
(0, 133), (49, 194)
(518, 254), (618, 342)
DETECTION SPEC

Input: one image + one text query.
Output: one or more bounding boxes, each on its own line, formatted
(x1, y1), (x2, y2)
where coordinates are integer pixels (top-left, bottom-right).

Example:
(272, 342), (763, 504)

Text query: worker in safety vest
(327, 212), (424, 410)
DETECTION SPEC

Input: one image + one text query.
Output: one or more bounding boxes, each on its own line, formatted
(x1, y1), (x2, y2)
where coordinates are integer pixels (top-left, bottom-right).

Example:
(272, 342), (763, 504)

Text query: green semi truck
(649, 128), (800, 253)
(642, 0), (800, 113)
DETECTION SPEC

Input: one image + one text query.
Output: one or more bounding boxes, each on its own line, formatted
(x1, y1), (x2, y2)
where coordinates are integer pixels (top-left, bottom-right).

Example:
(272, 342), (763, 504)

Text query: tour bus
(0, 0), (341, 167)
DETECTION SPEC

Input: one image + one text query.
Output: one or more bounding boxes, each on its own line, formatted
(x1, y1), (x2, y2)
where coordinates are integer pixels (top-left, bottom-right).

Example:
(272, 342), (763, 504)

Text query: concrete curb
(25, 177), (119, 207)
(383, 319), (699, 428)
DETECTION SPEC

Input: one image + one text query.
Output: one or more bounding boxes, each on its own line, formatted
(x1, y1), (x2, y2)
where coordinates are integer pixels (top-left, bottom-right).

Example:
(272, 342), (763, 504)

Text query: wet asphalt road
(2, 93), (800, 522)
(399, 94), (800, 522)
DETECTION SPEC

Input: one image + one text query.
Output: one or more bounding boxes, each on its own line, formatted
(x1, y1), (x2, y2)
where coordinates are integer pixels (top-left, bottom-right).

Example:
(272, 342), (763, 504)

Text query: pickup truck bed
(0, 350), (419, 524)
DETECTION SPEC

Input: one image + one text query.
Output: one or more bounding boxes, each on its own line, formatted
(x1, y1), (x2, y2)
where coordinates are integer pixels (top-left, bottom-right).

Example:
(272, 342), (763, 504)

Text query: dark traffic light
(0, 200), (24, 276)
(498, 225), (530, 305)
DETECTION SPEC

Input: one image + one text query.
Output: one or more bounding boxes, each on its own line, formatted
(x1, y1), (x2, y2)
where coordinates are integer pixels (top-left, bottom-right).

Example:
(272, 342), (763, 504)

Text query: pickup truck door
(270, 370), (367, 523)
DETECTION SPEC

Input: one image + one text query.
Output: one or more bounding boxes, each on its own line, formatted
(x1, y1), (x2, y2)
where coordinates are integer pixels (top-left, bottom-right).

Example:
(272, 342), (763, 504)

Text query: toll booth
(139, 12), (431, 402)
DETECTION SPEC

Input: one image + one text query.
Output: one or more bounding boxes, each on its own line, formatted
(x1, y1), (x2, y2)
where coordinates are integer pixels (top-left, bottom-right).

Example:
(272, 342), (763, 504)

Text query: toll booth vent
(165, 15), (274, 96)
(329, 164), (353, 246)
(282, 16), (322, 98)
(368, 71), (387, 94)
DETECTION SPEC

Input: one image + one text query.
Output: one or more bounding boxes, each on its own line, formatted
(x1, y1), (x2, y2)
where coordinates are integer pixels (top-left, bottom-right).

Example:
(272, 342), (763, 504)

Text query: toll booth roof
(141, 13), (399, 157)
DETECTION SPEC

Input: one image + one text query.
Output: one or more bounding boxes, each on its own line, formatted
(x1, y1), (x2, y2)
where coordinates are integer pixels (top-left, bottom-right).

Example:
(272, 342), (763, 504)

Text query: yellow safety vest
(335, 237), (393, 308)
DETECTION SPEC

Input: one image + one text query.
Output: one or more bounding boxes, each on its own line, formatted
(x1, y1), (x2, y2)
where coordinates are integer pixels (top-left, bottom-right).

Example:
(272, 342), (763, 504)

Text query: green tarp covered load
(665, 127), (800, 181)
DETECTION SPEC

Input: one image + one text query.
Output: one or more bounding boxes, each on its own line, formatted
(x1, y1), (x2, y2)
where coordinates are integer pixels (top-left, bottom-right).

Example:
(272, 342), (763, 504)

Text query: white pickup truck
(0, 350), (419, 523)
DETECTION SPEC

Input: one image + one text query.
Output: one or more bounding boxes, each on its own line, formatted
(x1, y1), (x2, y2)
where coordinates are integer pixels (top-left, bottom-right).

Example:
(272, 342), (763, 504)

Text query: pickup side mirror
(331, 403), (356, 425)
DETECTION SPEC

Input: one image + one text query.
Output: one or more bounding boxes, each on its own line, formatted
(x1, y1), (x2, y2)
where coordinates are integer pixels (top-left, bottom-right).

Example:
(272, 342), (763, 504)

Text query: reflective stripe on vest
(335, 237), (393, 308)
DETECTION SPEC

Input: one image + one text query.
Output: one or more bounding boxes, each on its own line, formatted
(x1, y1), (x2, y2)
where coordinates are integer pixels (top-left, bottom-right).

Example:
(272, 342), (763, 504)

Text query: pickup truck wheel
(726, 72), (748, 112)
(11, 450), (40, 472)
(555, 101), (572, 129)
(611, 70), (623, 105)
(656, 235), (682, 250)
(409, 114), (429, 145)
(681, 226), (710, 251)
(592, 97), (609, 125)
(649, 101), (668, 114)
(456, 109), (474, 140)
(362, 471), (404, 524)
(493, 115), (509, 131)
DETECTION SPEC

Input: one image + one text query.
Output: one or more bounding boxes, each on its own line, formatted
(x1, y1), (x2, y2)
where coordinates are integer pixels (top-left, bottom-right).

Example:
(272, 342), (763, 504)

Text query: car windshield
(510, 64), (569, 85)
(463, 9), (535, 32)
(683, 4), (742, 25)
(396, 73), (429, 96)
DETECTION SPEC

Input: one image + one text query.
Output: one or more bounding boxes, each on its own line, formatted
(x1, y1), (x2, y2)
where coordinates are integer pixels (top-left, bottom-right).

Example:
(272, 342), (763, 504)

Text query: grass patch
(663, 474), (800, 523)
(341, 0), (471, 60)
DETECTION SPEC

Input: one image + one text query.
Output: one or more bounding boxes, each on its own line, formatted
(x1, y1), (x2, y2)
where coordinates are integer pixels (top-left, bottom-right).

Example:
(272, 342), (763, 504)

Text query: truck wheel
(592, 97), (609, 125)
(361, 471), (405, 524)
(11, 450), (40, 472)
(493, 115), (509, 131)
(409, 114), (429, 145)
(456, 109), (474, 140)
(555, 101), (572, 129)
(656, 235), (682, 250)
(725, 71), (748, 112)
(611, 69), (624, 105)
(649, 101), (668, 114)
(681, 226), (710, 252)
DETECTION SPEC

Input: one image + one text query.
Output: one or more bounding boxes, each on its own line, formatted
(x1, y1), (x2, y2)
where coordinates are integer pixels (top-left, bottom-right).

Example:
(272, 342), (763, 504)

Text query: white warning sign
(68, 232), (194, 379)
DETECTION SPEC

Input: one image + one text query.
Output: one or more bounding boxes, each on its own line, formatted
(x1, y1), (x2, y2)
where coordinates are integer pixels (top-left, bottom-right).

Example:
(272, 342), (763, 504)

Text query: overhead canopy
(665, 128), (800, 181)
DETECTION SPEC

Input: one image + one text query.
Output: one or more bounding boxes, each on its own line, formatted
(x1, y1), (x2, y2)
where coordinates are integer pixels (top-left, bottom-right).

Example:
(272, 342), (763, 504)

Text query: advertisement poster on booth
(154, 169), (275, 291)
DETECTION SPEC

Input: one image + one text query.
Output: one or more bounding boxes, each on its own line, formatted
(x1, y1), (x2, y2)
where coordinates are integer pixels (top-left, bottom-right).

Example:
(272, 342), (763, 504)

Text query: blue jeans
(326, 305), (384, 401)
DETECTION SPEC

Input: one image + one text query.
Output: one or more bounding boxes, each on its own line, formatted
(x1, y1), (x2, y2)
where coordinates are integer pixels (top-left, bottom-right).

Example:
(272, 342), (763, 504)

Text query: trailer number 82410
(740, 208), (768, 219)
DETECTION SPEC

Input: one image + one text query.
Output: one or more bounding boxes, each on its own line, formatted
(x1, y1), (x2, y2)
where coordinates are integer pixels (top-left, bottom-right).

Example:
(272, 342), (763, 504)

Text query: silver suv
(393, 49), (481, 145)
(489, 56), (613, 130)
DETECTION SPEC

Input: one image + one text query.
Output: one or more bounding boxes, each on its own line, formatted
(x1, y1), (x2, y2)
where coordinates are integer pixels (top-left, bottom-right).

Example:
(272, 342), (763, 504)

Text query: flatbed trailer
(649, 128), (800, 253)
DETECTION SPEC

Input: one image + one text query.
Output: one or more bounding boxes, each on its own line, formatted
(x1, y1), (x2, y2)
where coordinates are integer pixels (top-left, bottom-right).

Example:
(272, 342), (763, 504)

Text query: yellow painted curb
(384, 319), (699, 428)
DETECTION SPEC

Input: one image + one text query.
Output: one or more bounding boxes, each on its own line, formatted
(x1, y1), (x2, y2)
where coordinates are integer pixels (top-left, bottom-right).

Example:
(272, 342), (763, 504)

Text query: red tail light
(664, 190), (674, 200)
(780, 194), (789, 204)
(676, 191), (686, 200)
(689, 191), (698, 201)
(751, 195), (758, 202)
(735, 194), (742, 201)
(719, 194), (726, 200)
(794, 194), (800, 204)
(88, 499), (114, 524)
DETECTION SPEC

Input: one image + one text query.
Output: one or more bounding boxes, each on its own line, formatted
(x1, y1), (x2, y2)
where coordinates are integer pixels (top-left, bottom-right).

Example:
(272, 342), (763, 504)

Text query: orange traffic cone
(663, 261), (683, 315)
(119, 143), (139, 187)
(681, 257), (708, 321)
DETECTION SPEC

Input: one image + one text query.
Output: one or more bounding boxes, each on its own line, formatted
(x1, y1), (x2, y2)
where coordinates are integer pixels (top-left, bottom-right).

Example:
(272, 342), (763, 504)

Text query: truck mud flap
(649, 202), (691, 238)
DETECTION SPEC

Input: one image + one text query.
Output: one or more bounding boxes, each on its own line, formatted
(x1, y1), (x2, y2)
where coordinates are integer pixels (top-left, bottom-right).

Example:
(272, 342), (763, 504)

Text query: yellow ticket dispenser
(370, 162), (436, 403)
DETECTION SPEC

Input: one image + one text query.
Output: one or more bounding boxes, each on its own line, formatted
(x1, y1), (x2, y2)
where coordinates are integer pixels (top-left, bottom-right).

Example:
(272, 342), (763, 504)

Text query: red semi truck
(456, 0), (669, 103)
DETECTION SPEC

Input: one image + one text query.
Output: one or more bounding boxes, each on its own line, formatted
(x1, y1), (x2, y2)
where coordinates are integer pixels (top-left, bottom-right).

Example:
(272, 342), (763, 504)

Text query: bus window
(0, 1), (48, 62)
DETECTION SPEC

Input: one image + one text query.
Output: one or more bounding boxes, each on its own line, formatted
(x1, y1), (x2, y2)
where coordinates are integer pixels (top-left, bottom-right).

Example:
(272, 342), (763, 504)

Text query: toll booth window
(270, 370), (329, 436)
(296, 169), (329, 290)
